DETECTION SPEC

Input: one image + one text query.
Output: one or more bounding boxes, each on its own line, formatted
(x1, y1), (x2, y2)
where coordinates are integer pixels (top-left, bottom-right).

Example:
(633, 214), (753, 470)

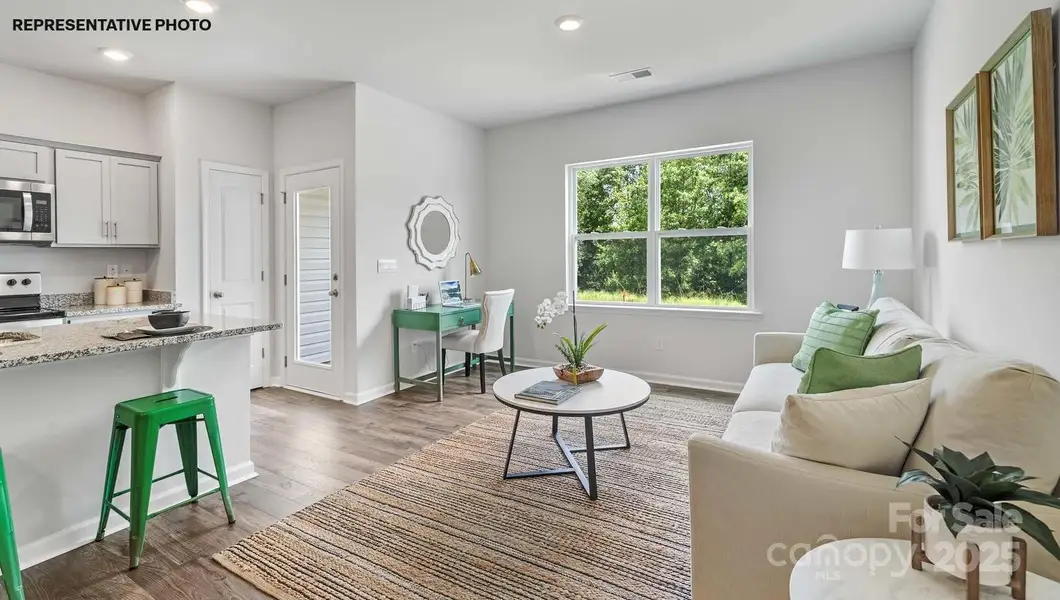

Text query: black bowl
(148, 310), (190, 330)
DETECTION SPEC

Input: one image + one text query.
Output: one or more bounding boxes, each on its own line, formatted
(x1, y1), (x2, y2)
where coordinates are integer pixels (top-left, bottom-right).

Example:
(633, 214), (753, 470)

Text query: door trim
(277, 160), (345, 397)
(200, 161), (271, 387)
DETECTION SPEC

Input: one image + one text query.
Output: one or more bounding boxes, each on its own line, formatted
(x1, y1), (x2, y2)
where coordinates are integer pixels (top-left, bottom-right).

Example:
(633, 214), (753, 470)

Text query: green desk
(392, 303), (515, 402)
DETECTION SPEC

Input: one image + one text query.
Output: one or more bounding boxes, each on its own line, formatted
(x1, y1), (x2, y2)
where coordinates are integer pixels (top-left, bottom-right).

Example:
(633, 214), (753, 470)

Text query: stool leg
(0, 453), (24, 600)
(174, 418), (199, 500)
(95, 422), (128, 541)
(203, 408), (236, 525)
(128, 424), (159, 570)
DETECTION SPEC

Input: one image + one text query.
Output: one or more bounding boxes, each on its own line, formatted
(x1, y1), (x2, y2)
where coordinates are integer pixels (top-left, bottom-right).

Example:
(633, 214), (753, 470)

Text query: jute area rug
(215, 393), (733, 599)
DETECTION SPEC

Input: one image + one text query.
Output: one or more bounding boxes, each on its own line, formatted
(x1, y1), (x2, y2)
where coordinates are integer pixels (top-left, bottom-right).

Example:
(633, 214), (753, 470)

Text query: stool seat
(115, 389), (213, 422)
(96, 388), (235, 569)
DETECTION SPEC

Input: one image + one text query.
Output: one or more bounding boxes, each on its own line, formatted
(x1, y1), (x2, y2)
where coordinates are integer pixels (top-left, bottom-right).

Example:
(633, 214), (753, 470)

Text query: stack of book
(515, 380), (582, 405)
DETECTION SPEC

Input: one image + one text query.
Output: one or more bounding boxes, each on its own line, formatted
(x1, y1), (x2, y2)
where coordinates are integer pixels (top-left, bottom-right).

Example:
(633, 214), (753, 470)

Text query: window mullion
(648, 158), (661, 306)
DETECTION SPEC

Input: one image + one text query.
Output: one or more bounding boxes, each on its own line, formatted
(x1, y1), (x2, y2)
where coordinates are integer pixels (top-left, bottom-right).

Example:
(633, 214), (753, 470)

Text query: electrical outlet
(106, 264), (119, 278)
(654, 338), (665, 351)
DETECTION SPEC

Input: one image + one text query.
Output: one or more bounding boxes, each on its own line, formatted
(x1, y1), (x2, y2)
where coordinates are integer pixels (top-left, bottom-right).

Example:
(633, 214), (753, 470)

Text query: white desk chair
(441, 289), (515, 393)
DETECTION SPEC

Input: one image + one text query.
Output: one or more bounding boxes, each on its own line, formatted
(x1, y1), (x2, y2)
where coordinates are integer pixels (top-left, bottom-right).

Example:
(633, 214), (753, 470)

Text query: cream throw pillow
(772, 379), (932, 476)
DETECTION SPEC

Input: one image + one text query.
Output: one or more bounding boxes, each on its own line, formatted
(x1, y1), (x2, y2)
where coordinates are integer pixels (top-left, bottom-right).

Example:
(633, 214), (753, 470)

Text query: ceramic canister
(105, 284), (128, 306)
(93, 277), (116, 305)
(123, 279), (144, 304)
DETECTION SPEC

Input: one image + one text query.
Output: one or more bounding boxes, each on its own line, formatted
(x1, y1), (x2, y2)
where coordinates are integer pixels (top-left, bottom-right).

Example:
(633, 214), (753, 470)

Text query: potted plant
(897, 444), (1060, 586)
(535, 291), (607, 385)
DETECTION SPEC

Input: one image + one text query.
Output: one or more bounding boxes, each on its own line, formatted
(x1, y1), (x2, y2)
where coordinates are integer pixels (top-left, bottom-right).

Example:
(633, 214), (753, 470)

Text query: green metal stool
(95, 389), (235, 569)
(0, 451), (24, 600)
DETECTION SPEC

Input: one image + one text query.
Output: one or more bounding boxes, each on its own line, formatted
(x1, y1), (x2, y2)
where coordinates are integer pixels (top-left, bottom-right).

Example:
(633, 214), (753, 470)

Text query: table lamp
(464, 253), (482, 302)
(842, 227), (914, 308)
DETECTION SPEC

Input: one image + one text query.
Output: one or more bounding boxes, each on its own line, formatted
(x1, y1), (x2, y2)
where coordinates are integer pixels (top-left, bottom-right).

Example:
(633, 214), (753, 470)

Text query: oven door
(0, 180), (53, 243)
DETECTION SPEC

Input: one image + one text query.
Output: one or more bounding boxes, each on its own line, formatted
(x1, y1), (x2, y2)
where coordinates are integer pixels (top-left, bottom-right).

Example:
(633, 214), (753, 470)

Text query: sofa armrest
(753, 332), (804, 366)
(687, 435), (1060, 599)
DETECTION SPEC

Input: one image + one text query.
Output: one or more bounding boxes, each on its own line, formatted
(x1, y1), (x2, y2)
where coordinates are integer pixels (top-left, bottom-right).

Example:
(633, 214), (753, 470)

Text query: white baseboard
(347, 382), (394, 405)
(18, 460), (258, 569)
(514, 357), (744, 395)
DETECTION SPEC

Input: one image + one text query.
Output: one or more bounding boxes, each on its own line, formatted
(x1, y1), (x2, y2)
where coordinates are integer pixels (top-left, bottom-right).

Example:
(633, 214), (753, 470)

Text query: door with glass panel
(284, 166), (344, 398)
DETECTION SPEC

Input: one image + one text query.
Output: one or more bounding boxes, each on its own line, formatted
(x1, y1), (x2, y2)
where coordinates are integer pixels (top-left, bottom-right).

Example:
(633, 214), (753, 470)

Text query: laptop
(439, 280), (463, 307)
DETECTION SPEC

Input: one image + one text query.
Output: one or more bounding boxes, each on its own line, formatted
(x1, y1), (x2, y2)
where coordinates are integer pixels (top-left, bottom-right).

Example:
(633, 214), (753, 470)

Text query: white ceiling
(0, 0), (934, 127)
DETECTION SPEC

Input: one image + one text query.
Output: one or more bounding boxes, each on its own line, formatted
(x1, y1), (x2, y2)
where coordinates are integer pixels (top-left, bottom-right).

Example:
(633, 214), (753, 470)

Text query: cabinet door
(55, 150), (110, 245)
(109, 157), (158, 246)
(0, 141), (54, 183)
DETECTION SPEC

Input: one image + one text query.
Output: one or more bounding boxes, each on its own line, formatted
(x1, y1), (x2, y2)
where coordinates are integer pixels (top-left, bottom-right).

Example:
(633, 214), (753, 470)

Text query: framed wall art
(980, 8), (1057, 239)
(946, 75), (987, 241)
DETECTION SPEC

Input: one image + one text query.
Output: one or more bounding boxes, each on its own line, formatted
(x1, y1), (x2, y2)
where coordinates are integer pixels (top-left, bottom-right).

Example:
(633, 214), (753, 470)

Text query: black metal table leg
(502, 410), (521, 477)
(584, 416), (597, 500)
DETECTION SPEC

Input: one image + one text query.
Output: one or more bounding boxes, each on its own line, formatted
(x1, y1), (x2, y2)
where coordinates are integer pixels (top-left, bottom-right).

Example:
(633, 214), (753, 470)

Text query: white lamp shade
(842, 228), (915, 271)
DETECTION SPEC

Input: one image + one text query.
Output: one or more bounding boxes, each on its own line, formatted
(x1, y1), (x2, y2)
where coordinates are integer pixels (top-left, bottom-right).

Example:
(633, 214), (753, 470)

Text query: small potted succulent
(535, 291), (607, 385)
(898, 444), (1060, 585)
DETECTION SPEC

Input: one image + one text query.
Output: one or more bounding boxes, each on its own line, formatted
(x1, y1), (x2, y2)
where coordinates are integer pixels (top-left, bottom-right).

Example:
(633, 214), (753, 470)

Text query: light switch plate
(377, 259), (398, 274)
(120, 264), (134, 276)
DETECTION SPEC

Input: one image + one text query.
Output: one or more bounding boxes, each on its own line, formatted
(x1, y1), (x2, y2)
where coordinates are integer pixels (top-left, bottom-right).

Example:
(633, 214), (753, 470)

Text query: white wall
(913, 1), (1060, 377)
(272, 85), (357, 391)
(354, 84), (486, 400)
(0, 62), (153, 293)
(486, 52), (914, 389)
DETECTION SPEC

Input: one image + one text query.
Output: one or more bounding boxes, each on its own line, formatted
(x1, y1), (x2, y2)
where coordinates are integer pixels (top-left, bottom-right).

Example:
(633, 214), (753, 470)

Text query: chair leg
(0, 452), (24, 600)
(497, 350), (507, 376)
(464, 353), (471, 377)
(203, 406), (236, 526)
(128, 423), (159, 570)
(174, 418), (199, 500)
(95, 420), (128, 541)
(440, 349), (446, 384)
(479, 353), (486, 394)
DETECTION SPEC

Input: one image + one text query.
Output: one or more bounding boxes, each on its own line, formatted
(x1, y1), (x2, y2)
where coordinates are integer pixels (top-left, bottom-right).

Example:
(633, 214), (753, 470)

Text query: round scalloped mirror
(407, 196), (460, 270)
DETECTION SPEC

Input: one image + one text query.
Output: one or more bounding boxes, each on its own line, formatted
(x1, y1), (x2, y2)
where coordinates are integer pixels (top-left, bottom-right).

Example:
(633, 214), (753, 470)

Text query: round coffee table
(492, 368), (651, 500)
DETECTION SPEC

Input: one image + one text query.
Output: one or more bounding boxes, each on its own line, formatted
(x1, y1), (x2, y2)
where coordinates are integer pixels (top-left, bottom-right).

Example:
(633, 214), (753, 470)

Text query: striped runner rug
(215, 393), (733, 599)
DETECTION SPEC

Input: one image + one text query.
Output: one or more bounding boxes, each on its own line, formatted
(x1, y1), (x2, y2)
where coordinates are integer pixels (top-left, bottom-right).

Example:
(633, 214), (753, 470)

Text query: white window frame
(566, 141), (757, 317)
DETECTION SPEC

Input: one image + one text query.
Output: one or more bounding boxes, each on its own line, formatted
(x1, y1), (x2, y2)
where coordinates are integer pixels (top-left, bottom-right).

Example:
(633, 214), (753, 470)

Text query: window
(568, 142), (752, 310)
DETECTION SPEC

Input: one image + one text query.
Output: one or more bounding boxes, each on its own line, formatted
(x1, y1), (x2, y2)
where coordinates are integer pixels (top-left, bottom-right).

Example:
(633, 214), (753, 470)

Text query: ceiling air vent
(610, 67), (653, 83)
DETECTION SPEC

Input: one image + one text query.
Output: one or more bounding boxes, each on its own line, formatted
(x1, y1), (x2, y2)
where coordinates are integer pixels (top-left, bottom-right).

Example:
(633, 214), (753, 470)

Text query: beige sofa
(688, 298), (1060, 599)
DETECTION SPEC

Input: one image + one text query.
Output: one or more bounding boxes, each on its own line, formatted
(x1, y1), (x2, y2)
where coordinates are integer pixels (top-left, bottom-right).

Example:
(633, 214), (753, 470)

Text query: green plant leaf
(967, 451), (996, 473)
(993, 466), (1035, 483)
(1005, 489), (1060, 511)
(939, 446), (977, 477)
(936, 502), (969, 537)
(898, 439), (948, 473)
(1000, 503), (1060, 563)
(896, 470), (957, 501)
(980, 480), (1024, 499)
(939, 469), (981, 501)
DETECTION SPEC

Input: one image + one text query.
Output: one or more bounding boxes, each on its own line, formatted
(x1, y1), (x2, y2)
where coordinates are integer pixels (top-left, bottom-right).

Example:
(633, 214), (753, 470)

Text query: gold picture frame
(980, 8), (1058, 239)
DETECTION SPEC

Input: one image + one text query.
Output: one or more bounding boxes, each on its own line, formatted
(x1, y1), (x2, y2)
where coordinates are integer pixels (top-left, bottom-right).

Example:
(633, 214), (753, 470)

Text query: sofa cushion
(772, 379), (932, 476)
(792, 302), (879, 371)
(904, 339), (1060, 494)
(721, 411), (781, 453)
(798, 345), (923, 394)
(734, 363), (804, 414)
(865, 297), (941, 355)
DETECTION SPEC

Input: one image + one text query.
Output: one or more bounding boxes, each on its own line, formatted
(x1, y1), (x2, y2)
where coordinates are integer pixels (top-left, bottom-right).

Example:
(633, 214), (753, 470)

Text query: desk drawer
(440, 308), (481, 330)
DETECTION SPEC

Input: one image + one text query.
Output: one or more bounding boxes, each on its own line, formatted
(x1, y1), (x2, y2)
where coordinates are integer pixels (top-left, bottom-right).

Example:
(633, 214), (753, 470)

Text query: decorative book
(515, 380), (582, 405)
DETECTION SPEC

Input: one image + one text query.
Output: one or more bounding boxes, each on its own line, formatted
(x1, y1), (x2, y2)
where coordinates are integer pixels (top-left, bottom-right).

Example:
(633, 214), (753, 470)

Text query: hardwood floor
(18, 366), (729, 599)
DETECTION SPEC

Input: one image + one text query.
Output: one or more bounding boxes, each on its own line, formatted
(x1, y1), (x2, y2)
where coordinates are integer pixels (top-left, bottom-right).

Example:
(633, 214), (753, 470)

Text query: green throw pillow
(792, 302), (879, 372)
(798, 344), (924, 394)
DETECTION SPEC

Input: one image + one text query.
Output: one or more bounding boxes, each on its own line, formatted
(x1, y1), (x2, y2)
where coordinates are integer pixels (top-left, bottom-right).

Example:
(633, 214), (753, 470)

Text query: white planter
(923, 496), (1019, 587)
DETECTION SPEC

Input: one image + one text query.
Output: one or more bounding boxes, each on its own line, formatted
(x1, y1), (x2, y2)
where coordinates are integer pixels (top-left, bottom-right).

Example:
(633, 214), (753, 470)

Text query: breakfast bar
(0, 314), (279, 568)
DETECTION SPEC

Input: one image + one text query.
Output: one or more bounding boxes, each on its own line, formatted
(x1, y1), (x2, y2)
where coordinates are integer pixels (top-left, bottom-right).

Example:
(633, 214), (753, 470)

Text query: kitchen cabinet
(0, 141), (54, 183)
(55, 150), (158, 247)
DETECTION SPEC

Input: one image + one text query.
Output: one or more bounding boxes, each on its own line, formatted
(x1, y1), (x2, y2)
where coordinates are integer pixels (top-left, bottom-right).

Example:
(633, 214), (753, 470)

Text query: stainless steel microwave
(0, 179), (54, 244)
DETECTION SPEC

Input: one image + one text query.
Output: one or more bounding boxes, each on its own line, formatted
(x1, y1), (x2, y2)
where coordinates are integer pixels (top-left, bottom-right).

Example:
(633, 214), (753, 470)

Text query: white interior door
(204, 163), (268, 389)
(284, 166), (343, 398)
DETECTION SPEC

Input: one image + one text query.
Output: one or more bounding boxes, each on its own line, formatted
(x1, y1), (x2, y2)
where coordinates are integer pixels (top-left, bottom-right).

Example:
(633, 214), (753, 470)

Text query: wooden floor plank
(15, 364), (732, 599)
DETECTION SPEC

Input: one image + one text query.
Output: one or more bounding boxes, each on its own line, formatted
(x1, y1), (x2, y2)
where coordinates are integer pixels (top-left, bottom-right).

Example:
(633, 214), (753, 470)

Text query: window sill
(574, 303), (763, 321)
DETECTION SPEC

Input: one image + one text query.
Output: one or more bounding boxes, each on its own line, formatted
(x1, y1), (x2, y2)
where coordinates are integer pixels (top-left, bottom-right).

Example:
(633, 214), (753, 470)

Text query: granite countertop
(0, 315), (281, 370)
(60, 298), (180, 317)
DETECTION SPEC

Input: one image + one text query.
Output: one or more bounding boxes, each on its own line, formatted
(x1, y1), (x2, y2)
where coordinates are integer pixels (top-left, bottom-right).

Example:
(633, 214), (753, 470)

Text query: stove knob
(20, 279), (31, 286)
(5, 279), (15, 287)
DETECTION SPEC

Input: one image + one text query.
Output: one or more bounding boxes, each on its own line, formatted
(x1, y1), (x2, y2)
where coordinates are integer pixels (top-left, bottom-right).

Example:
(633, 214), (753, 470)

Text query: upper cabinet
(55, 150), (158, 247)
(0, 141), (54, 183)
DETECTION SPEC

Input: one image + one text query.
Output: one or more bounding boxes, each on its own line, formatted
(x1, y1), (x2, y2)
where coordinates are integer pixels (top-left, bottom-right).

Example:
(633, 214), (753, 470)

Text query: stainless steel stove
(0, 273), (64, 328)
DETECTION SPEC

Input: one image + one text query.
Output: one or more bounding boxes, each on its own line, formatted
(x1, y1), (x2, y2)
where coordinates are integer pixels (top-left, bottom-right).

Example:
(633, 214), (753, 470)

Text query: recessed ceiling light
(555, 15), (584, 32)
(184, 0), (217, 14)
(100, 48), (132, 62)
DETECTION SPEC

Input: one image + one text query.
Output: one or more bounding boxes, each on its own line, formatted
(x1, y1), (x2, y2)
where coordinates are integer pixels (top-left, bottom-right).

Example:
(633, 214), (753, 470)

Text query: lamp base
(868, 270), (884, 309)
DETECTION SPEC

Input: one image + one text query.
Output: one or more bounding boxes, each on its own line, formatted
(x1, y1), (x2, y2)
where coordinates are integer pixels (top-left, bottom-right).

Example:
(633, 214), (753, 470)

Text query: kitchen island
(0, 314), (280, 568)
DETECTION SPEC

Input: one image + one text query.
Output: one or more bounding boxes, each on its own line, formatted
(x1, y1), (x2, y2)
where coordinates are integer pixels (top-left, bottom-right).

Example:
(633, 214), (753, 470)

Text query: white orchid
(533, 290), (607, 375)
(535, 292), (570, 329)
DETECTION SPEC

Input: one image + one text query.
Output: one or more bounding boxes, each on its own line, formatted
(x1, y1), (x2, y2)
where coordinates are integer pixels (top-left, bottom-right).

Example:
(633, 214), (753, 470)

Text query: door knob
(213, 291), (225, 299)
(329, 289), (339, 298)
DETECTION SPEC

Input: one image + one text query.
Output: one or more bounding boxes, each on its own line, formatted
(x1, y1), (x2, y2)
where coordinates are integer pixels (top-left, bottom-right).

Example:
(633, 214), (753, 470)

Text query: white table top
(790, 538), (1060, 599)
(491, 368), (651, 416)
